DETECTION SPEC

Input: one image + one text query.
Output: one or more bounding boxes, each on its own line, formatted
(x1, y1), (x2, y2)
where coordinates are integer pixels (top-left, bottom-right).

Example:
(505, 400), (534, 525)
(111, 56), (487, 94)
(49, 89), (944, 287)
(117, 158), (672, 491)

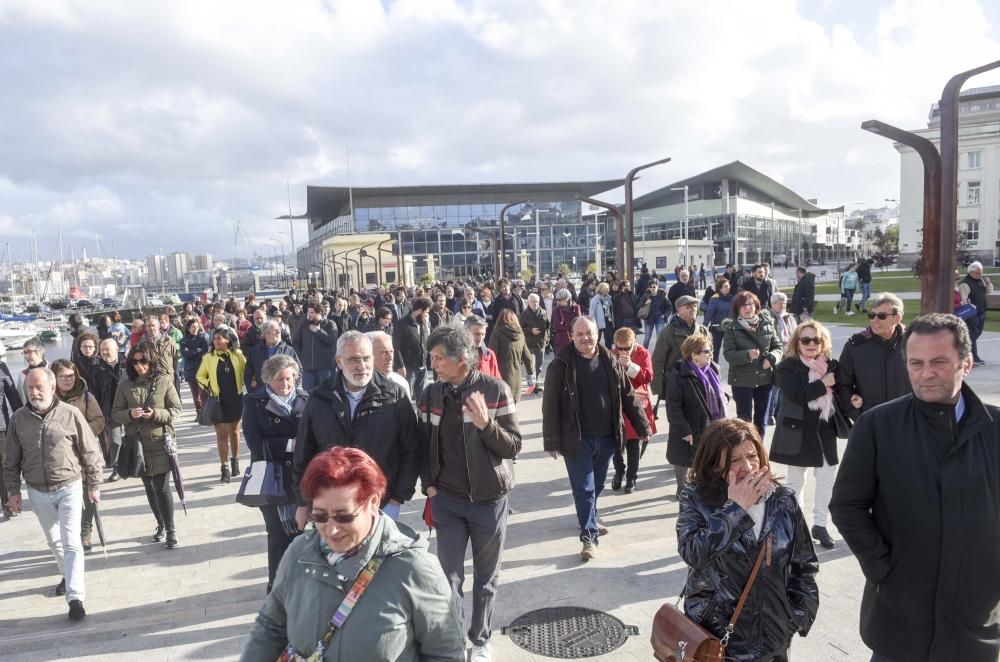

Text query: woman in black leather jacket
(241, 353), (309, 592)
(677, 418), (819, 662)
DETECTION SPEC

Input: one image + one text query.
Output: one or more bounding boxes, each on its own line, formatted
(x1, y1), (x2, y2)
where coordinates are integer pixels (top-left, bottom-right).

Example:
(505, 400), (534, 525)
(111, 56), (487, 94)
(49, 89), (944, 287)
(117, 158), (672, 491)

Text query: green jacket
(241, 516), (465, 662)
(488, 322), (534, 403)
(111, 376), (181, 476)
(651, 316), (710, 396)
(722, 313), (784, 388)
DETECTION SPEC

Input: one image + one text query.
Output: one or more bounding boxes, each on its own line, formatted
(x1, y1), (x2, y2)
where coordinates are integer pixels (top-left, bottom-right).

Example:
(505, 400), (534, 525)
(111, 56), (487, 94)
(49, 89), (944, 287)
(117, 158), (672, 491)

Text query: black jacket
(392, 315), (428, 372)
(835, 326), (911, 422)
(740, 277), (774, 308)
(678, 485), (819, 661)
(180, 331), (210, 381)
(667, 281), (696, 311)
(294, 370), (418, 506)
(664, 359), (722, 467)
(830, 385), (1000, 662)
(541, 344), (651, 456)
(242, 386), (309, 500)
(90, 358), (126, 421)
(788, 272), (815, 316)
(293, 318), (337, 372)
(0, 362), (22, 432)
(243, 342), (302, 391)
(418, 369), (521, 503)
(771, 357), (839, 467)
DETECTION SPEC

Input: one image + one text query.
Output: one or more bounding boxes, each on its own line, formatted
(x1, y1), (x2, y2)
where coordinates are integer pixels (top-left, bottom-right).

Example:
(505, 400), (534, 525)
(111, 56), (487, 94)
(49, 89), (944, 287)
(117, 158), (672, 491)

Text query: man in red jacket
(464, 316), (500, 379)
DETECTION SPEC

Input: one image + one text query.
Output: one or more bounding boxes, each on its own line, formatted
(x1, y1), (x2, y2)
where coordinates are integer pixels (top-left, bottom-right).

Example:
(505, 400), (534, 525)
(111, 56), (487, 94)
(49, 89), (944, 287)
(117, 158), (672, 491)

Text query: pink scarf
(800, 355), (835, 421)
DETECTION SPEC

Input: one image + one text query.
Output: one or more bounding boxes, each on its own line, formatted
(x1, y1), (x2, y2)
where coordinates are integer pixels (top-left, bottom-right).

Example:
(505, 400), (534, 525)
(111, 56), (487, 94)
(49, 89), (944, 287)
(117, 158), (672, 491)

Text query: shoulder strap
(723, 534), (772, 647)
(315, 555), (385, 654)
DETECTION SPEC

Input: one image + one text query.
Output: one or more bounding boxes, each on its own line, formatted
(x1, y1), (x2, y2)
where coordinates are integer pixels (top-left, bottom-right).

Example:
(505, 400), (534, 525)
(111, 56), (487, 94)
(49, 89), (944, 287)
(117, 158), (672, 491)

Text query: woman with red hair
(242, 447), (463, 662)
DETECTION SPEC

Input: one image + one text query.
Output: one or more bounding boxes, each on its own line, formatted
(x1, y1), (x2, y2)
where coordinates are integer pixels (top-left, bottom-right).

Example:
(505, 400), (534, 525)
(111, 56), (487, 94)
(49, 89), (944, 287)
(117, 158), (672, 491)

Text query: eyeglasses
(799, 337), (821, 346)
(867, 311), (896, 320)
(22, 349), (39, 355)
(696, 349), (713, 355)
(130, 358), (150, 365)
(308, 503), (365, 525)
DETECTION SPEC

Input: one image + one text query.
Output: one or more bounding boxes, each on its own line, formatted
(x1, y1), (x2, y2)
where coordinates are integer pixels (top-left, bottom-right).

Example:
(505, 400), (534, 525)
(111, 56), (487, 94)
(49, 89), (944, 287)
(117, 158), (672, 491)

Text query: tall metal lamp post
(577, 196), (624, 278)
(497, 199), (531, 278)
(624, 157), (671, 283)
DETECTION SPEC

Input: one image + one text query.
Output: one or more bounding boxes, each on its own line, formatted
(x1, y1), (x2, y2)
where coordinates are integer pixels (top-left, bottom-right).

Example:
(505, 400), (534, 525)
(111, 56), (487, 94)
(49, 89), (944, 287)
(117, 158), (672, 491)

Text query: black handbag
(116, 432), (146, 478)
(771, 396), (805, 457)
(236, 443), (294, 507)
(198, 395), (223, 426)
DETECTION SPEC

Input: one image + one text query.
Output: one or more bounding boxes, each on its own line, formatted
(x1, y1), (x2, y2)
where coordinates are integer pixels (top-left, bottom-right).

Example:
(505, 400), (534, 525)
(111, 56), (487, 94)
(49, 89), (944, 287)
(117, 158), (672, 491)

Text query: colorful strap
(277, 555), (385, 662)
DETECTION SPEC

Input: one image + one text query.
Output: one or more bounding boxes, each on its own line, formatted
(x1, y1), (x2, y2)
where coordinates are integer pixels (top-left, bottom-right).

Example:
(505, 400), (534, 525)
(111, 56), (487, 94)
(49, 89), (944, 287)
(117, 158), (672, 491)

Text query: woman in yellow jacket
(196, 325), (247, 483)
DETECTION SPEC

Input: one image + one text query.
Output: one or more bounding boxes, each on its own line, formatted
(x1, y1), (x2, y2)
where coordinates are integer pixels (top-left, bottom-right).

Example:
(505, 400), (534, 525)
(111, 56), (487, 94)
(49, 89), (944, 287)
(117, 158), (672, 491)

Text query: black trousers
(260, 506), (298, 591)
(612, 440), (641, 482)
(142, 472), (175, 531)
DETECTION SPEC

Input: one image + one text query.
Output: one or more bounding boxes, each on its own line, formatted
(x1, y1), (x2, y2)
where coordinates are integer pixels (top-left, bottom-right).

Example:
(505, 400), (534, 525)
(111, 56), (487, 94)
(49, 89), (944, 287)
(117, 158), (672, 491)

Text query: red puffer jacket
(618, 343), (656, 439)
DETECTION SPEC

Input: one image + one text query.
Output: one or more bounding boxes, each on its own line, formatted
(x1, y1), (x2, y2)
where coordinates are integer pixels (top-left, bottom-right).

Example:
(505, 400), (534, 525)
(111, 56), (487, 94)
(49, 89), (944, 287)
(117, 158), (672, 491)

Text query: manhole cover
(502, 606), (639, 658)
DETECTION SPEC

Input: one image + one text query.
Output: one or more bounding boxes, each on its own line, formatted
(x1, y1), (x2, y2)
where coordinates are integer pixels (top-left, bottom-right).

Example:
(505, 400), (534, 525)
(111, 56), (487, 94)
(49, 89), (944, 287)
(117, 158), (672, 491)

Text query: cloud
(0, 0), (998, 259)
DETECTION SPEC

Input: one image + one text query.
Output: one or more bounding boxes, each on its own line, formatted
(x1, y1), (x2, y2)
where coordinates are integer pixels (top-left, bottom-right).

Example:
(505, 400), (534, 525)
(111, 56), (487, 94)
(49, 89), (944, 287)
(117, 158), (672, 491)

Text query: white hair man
(366, 331), (410, 398)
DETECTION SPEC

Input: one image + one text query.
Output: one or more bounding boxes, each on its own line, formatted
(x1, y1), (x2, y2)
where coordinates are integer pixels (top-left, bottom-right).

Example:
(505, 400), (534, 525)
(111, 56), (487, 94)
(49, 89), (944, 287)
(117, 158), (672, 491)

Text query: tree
(585, 262), (598, 275)
(557, 262), (571, 276)
(419, 272), (433, 285)
(520, 268), (534, 282)
(871, 226), (899, 268)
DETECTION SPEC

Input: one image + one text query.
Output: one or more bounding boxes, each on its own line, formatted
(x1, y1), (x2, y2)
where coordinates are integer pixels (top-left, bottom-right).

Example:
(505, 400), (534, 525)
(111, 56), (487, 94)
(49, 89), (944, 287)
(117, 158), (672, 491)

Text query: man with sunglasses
(835, 292), (911, 423)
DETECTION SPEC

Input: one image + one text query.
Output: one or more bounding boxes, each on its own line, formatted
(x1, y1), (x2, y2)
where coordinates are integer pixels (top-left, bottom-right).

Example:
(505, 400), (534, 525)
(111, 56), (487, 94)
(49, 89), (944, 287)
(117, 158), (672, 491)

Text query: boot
(230, 457), (240, 477)
(611, 471), (623, 491)
(221, 463), (231, 483)
(165, 529), (179, 550)
(152, 523), (165, 543)
(811, 525), (836, 549)
(624, 478), (636, 494)
(81, 534), (92, 552)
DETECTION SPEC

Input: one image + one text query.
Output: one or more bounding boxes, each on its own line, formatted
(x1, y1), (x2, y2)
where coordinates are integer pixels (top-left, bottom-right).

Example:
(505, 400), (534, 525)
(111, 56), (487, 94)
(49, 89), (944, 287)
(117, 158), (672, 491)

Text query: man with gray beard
(293, 331), (419, 526)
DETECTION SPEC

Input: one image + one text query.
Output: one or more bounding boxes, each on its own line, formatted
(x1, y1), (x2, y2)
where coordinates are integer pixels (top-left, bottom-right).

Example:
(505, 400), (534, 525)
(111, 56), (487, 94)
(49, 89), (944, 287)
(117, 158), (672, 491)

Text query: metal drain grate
(501, 606), (639, 658)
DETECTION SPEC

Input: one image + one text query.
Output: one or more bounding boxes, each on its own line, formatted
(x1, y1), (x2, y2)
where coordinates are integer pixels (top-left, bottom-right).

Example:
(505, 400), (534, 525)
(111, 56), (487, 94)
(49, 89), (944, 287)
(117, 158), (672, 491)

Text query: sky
(2, 0), (999, 262)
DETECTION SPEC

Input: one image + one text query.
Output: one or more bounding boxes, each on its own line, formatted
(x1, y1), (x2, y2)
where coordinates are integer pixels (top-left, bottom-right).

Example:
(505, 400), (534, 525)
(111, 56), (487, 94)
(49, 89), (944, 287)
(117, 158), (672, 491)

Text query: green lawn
(802, 298), (1000, 333)
(810, 268), (1000, 296)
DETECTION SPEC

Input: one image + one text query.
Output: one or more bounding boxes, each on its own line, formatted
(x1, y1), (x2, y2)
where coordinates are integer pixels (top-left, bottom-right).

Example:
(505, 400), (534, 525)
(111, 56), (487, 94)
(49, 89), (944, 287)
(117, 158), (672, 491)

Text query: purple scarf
(689, 361), (725, 420)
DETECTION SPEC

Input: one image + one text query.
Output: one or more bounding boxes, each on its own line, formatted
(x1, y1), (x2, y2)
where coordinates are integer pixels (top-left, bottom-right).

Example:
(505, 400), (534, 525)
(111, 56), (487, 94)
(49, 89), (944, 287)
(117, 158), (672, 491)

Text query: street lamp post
(624, 156), (672, 283)
(576, 196), (624, 278)
(497, 199), (531, 278)
(640, 216), (652, 266)
(670, 186), (690, 265)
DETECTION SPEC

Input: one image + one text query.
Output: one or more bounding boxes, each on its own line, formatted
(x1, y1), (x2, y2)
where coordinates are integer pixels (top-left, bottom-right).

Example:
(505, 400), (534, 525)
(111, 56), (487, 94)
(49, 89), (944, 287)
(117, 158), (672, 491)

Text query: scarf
(800, 355), (835, 421)
(690, 361), (726, 420)
(266, 385), (296, 415)
(318, 512), (381, 568)
(737, 315), (760, 333)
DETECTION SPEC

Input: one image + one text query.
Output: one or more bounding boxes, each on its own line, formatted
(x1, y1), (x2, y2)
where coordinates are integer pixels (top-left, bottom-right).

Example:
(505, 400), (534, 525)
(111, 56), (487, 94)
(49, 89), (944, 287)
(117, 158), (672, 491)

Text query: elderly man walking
(3, 368), (103, 620)
(831, 314), (1000, 662)
(958, 260), (993, 365)
(366, 330), (410, 397)
(543, 316), (651, 560)
(418, 325), (522, 662)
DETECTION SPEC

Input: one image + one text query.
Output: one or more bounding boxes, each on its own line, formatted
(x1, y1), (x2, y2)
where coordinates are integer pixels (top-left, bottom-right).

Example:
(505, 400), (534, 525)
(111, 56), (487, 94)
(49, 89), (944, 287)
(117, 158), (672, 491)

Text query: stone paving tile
(1, 324), (998, 661)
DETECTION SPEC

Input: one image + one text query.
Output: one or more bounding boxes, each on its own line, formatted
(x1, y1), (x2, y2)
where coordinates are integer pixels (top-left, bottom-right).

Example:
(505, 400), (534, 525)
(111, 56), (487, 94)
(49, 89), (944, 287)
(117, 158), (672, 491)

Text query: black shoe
(68, 599), (86, 621)
(230, 458), (240, 476)
(611, 471), (623, 491)
(221, 463), (231, 484)
(811, 525), (836, 549)
(624, 479), (636, 494)
(81, 535), (92, 553)
(106, 470), (120, 483)
(152, 524), (165, 543)
(165, 531), (178, 550)
(534, 385), (544, 394)
(767, 415), (776, 425)
(55, 578), (66, 596)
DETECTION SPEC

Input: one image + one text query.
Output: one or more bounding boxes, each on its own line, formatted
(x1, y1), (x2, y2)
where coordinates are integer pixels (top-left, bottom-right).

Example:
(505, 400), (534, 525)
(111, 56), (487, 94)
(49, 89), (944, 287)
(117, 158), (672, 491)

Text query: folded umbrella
(422, 499), (434, 537)
(163, 436), (188, 516)
(92, 503), (109, 560)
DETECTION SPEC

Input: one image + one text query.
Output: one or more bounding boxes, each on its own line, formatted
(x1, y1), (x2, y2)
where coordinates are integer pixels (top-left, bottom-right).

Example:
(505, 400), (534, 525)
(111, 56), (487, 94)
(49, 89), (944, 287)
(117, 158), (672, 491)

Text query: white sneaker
(470, 642), (491, 662)
(845, 311), (855, 317)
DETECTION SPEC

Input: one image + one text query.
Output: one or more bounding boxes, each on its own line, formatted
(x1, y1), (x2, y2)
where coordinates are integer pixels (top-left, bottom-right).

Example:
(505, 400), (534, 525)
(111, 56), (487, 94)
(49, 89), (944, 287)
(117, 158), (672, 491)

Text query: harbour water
(3, 333), (73, 376)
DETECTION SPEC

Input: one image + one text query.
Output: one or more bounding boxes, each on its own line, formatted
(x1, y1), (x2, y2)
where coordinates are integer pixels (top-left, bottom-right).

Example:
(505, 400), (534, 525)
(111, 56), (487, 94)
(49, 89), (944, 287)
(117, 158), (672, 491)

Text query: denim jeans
(732, 384), (773, 437)
(301, 369), (331, 391)
(382, 502), (401, 520)
(643, 319), (666, 349)
(968, 310), (986, 361)
(859, 281), (872, 310)
(407, 366), (428, 402)
(767, 384), (781, 420)
(27, 480), (85, 603)
(563, 434), (617, 543)
(431, 492), (509, 646)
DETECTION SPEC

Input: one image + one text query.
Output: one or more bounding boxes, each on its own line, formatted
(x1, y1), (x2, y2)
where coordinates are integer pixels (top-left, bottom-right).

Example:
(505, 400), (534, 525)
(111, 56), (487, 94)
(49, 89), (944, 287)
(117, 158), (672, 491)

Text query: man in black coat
(0, 358), (24, 517)
(293, 331), (418, 529)
(392, 297), (431, 401)
(739, 264), (774, 307)
(788, 267), (815, 321)
(835, 292), (911, 422)
(830, 313), (1000, 662)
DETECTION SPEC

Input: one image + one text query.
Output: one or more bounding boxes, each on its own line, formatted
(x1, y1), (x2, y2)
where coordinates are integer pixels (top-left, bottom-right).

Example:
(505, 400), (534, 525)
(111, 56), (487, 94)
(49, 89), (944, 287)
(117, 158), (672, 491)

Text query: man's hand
(682, 434), (694, 445)
(850, 394), (864, 409)
(7, 494), (22, 514)
(90, 490), (101, 504)
(464, 391), (490, 430)
(295, 505), (309, 531)
(426, 487), (438, 498)
(761, 359), (771, 370)
(549, 451), (560, 459)
(748, 349), (761, 361)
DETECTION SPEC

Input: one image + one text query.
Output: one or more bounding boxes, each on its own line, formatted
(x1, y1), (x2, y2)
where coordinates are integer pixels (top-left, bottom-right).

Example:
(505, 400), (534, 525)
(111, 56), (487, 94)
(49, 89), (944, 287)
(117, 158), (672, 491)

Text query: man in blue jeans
(542, 316), (651, 560)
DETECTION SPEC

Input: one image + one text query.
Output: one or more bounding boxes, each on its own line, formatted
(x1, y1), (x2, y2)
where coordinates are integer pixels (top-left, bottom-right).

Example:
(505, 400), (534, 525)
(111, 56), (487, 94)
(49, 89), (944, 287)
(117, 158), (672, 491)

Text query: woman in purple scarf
(664, 334), (728, 499)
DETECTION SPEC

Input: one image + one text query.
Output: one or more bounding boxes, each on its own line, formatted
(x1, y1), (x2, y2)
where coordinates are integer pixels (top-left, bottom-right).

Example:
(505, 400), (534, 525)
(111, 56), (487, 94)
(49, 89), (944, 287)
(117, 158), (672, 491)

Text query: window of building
(967, 181), (981, 205)
(965, 220), (980, 246)
(967, 151), (982, 169)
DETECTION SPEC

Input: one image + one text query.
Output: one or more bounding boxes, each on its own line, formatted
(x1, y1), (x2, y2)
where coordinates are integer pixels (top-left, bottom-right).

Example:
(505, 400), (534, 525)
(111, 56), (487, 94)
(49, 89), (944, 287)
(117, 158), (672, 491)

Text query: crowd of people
(1, 259), (998, 662)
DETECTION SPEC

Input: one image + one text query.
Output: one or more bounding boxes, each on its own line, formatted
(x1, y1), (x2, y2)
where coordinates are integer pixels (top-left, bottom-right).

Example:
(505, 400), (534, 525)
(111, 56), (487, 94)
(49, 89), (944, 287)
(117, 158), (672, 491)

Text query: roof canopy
(630, 161), (843, 215)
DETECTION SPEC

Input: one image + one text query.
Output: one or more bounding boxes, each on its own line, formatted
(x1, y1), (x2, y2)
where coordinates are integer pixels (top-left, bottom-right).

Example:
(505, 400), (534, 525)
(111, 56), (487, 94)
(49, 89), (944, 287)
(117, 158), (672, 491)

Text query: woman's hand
(748, 349), (760, 361)
(728, 468), (771, 511)
(821, 372), (836, 387)
(130, 406), (145, 419)
(682, 434), (693, 445)
(850, 394), (863, 408)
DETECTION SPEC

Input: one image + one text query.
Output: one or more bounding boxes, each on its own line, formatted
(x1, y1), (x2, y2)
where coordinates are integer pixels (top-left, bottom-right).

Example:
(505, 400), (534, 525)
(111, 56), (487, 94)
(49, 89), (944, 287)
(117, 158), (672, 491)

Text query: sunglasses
(130, 358), (150, 365)
(799, 337), (821, 346)
(308, 503), (364, 525)
(614, 345), (633, 353)
(867, 312), (896, 320)
(696, 349), (713, 355)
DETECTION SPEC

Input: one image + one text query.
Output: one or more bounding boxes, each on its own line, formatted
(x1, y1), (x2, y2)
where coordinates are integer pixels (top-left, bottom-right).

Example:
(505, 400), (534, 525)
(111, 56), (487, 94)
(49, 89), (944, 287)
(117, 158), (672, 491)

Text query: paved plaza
(3, 324), (1000, 661)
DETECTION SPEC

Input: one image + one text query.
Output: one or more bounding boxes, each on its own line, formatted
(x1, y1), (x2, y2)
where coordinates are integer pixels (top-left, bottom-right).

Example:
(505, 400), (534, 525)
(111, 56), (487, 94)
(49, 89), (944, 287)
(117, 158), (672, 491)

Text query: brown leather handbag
(652, 534), (772, 662)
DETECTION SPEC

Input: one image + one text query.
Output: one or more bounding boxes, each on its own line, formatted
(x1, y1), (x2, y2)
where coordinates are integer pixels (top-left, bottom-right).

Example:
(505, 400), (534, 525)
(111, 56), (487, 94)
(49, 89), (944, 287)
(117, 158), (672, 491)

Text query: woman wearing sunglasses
(111, 346), (182, 549)
(771, 321), (843, 550)
(241, 447), (464, 662)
